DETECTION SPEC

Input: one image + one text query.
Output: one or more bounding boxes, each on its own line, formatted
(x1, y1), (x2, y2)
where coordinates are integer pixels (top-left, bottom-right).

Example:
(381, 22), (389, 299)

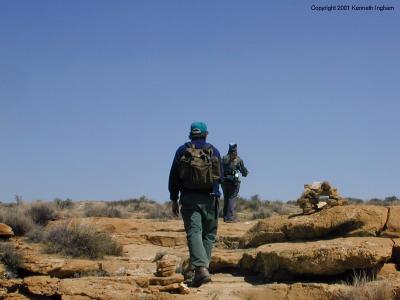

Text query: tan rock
(142, 233), (186, 247)
(3, 293), (29, 300)
(252, 237), (393, 280)
(23, 276), (60, 296)
(150, 282), (180, 292)
(377, 263), (399, 280)
(157, 265), (176, 273)
(382, 206), (400, 238)
(157, 260), (177, 269)
(0, 223), (14, 238)
(59, 276), (145, 300)
(156, 270), (175, 277)
(209, 250), (245, 272)
(240, 205), (388, 248)
(149, 274), (184, 286)
(0, 278), (22, 290)
(22, 255), (101, 278)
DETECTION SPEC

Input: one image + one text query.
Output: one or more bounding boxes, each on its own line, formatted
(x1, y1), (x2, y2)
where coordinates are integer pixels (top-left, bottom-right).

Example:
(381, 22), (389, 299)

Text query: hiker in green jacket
(169, 122), (222, 287)
(222, 144), (248, 222)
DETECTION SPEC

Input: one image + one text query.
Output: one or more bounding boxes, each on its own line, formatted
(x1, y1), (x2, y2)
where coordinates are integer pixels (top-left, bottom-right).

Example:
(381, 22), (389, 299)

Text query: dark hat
(228, 143), (237, 153)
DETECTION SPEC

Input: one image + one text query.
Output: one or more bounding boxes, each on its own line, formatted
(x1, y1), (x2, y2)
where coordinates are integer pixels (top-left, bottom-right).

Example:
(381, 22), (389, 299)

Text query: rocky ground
(1, 205), (400, 299)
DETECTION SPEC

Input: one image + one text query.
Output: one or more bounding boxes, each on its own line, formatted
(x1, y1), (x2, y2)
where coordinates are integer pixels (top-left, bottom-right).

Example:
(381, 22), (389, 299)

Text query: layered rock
(247, 237), (393, 281)
(240, 205), (388, 248)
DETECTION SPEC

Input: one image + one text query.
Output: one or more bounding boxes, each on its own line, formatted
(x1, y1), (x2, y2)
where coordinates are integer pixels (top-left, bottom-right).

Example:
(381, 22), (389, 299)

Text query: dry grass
(0, 242), (23, 274)
(84, 203), (124, 218)
(25, 201), (57, 225)
(0, 206), (34, 235)
(341, 272), (395, 300)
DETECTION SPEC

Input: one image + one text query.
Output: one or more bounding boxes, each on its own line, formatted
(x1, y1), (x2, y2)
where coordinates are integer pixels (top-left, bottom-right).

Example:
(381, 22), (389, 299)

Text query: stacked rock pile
(149, 255), (189, 294)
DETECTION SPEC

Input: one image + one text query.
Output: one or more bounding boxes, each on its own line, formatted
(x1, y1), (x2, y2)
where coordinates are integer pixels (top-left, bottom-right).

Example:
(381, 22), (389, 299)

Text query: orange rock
(0, 223), (14, 238)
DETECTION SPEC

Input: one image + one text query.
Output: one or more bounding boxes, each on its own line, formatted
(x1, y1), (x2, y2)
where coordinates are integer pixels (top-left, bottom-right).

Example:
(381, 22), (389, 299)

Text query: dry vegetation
(341, 272), (396, 300)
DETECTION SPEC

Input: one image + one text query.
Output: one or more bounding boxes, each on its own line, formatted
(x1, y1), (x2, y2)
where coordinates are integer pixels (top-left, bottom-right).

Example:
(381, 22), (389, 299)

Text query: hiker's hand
(172, 201), (179, 217)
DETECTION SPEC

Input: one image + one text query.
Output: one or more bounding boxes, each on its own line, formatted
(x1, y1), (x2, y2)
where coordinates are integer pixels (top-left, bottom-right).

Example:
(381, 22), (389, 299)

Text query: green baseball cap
(190, 122), (208, 135)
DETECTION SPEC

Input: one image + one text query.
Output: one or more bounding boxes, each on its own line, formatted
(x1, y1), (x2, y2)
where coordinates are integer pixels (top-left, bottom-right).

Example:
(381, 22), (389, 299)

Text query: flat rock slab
(247, 237), (393, 280)
(240, 205), (388, 248)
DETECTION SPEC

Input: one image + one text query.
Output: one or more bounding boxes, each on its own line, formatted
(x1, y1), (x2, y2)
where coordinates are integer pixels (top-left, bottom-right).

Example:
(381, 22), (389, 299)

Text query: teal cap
(190, 122), (208, 135)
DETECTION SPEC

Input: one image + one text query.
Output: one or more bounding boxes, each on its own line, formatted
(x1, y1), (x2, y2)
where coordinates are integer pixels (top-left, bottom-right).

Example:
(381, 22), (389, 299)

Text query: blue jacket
(169, 138), (222, 202)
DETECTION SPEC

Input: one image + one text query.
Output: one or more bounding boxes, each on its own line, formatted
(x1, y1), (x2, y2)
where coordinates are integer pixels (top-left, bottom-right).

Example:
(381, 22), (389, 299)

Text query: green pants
(180, 193), (218, 268)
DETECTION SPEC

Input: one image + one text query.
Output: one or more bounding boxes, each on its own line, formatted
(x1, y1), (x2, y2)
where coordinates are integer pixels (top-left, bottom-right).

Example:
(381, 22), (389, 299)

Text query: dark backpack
(178, 142), (220, 190)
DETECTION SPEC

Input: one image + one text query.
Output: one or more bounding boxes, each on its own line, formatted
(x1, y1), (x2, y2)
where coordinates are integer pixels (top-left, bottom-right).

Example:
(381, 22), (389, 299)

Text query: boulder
(249, 237), (393, 281)
(0, 223), (14, 238)
(23, 276), (60, 296)
(382, 206), (400, 238)
(240, 205), (388, 248)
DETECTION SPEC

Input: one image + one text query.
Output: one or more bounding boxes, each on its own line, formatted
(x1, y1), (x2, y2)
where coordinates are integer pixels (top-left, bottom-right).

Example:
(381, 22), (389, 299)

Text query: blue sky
(1, 1), (399, 202)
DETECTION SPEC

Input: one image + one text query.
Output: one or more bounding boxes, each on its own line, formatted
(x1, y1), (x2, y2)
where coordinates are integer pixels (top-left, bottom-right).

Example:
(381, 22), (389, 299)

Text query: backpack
(178, 142), (220, 190)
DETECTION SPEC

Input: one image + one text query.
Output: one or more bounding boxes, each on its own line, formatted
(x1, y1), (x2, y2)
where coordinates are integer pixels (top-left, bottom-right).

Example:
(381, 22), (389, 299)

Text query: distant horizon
(1, 193), (398, 204)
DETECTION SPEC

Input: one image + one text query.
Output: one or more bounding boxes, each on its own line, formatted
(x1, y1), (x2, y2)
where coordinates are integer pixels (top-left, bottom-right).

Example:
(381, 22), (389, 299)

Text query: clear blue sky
(1, 1), (399, 202)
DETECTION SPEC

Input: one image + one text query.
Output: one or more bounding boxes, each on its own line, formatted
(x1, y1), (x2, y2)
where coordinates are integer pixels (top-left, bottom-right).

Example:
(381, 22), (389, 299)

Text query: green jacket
(222, 155), (248, 183)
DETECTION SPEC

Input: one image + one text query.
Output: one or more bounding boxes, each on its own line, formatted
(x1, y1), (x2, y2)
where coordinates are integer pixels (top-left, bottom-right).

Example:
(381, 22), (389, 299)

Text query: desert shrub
(251, 208), (272, 220)
(0, 242), (23, 273)
(84, 203), (123, 218)
(342, 272), (394, 300)
(146, 202), (175, 219)
(26, 201), (57, 225)
(112, 196), (157, 208)
(0, 206), (34, 235)
(54, 198), (74, 209)
(347, 198), (364, 205)
(44, 222), (122, 259)
(26, 225), (45, 243)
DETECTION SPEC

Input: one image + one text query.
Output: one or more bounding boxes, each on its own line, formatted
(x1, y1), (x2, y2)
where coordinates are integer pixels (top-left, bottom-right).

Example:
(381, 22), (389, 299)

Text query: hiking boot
(189, 266), (211, 287)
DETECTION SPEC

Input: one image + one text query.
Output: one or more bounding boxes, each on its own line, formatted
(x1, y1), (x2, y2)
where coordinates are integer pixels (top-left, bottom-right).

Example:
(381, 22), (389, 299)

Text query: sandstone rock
(0, 278), (22, 289)
(149, 274), (184, 286)
(0, 223), (14, 238)
(240, 205), (388, 248)
(156, 270), (175, 277)
(251, 237), (393, 281)
(209, 250), (246, 272)
(142, 233), (186, 247)
(377, 263), (399, 280)
(382, 206), (400, 238)
(59, 276), (147, 300)
(23, 276), (60, 296)
(3, 293), (29, 300)
(22, 255), (101, 278)
(150, 282), (180, 293)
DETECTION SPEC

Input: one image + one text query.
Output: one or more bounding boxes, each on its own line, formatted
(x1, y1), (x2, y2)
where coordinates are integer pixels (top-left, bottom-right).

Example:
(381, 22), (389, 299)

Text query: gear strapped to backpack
(178, 142), (220, 190)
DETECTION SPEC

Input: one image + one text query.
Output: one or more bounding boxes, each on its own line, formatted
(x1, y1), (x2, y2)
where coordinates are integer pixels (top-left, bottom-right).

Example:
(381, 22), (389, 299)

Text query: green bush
(44, 222), (122, 259)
